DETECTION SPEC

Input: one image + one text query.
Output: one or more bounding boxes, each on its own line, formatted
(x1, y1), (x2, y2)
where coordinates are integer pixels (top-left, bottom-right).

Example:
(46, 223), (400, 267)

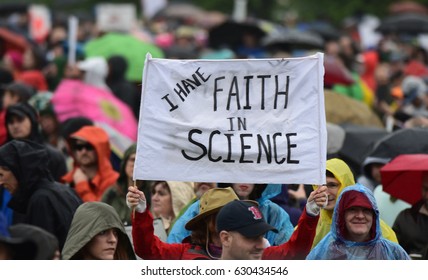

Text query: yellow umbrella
(324, 89), (384, 128)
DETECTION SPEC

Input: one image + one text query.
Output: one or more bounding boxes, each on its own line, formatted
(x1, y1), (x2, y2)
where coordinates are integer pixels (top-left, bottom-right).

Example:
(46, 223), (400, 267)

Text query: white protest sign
(95, 3), (137, 32)
(134, 53), (326, 184)
(29, 4), (51, 43)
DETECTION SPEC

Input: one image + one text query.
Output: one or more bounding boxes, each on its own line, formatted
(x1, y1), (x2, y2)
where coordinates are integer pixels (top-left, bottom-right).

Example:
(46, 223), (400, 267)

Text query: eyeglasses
(73, 143), (94, 152)
(322, 182), (340, 189)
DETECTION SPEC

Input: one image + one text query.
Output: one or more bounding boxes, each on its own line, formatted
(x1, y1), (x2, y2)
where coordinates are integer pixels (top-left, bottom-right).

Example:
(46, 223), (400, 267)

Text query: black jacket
(393, 200), (428, 256)
(0, 140), (82, 250)
(106, 55), (141, 118)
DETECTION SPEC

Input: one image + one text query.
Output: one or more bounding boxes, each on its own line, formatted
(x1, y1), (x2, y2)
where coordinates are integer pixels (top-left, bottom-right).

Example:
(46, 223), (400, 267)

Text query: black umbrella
(0, 3), (27, 17)
(338, 124), (390, 176)
(376, 13), (428, 35)
(306, 22), (342, 41)
(366, 127), (428, 160)
(208, 19), (268, 50)
(358, 127), (428, 185)
(262, 27), (324, 52)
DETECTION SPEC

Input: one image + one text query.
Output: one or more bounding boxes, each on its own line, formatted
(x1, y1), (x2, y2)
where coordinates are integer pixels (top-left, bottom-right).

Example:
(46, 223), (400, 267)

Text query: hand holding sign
(306, 185), (328, 216)
(126, 186), (146, 213)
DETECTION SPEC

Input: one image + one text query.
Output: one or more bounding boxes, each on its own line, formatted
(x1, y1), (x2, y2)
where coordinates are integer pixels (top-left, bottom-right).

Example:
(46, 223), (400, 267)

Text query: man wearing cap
(218, 200), (277, 260)
(217, 186), (328, 260)
(306, 184), (410, 260)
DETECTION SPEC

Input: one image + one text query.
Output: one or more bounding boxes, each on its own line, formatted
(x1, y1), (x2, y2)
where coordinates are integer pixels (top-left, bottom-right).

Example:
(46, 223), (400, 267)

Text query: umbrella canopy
(262, 27), (324, 52)
(208, 19), (269, 50)
(154, 3), (205, 21)
(199, 11), (227, 29)
(84, 32), (164, 82)
(376, 13), (428, 35)
(388, 1), (428, 15)
(305, 21), (341, 41)
(0, 3), (28, 17)
(338, 124), (390, 176)
(324, 90), (384, 128)
(154, 3), (226, 28)
(51, 79), (138, 141)
(380, 154), (428, 205)
(367, 127), (428, 160)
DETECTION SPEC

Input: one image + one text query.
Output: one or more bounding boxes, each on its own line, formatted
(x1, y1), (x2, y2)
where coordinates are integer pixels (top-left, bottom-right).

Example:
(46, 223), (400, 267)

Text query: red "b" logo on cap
(248, 206), (262, 220)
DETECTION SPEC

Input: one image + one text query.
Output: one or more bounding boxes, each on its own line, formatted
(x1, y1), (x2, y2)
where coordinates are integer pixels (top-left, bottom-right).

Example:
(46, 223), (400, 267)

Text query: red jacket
(263, 208), (319, 259)
(132, 210), (211, 260)
(132, 208), (319, 260)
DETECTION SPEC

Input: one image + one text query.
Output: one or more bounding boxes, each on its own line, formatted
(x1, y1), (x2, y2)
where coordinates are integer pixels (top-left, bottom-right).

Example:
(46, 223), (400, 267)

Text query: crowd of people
(1, 2), (428, 260)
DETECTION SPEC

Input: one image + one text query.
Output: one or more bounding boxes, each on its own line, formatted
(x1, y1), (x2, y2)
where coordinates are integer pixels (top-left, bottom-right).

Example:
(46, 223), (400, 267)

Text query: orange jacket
(62, 126), (119, 202)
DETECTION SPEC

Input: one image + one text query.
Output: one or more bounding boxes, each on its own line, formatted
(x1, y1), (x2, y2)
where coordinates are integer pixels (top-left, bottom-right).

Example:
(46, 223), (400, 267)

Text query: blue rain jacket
(306, 184), (410, 260)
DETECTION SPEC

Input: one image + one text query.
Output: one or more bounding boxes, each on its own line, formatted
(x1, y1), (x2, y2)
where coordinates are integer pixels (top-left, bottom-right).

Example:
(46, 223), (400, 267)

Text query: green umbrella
(84, 32), (164, 82)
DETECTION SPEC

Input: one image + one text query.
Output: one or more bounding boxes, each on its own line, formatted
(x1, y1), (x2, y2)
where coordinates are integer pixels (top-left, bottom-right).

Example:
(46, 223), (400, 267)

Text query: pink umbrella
(52, 79), (138, 141)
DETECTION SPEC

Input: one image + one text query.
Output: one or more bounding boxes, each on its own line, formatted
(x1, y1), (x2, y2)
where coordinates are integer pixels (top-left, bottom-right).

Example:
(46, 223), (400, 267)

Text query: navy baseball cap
(216, 200), (278, 238)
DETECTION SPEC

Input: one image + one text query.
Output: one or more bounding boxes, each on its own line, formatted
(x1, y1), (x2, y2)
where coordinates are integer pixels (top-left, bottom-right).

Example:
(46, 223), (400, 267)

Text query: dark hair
(116, 144), (137, 189)
(4, 82), (35, 103)
(218, 183), (267, 200)
(25, 44), (48, 70)
(190, 214), (216, 247)
(0, 67), (14, 96)
(59, 117), (94, 139)
(151, 181), (171, 195)
(249, 184), (267, 200)
(326, 170), (335, 178)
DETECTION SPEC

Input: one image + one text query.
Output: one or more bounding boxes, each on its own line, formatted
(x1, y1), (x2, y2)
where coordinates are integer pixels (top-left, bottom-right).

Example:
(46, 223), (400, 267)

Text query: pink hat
(154, 33), (174, 49)
(5, 50), (23, 70)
